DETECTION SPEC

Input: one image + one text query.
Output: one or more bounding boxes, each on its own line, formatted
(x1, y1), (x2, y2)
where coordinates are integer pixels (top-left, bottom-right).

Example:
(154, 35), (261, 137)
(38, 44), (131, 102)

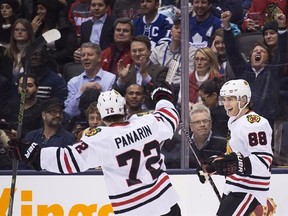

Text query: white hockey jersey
(40, 100), (179, 215)
(224, 111), (273, 205)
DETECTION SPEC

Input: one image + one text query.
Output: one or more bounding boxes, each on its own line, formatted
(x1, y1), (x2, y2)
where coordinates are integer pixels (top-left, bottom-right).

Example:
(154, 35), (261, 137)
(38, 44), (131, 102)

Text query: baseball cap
(41, 98), (64, 112)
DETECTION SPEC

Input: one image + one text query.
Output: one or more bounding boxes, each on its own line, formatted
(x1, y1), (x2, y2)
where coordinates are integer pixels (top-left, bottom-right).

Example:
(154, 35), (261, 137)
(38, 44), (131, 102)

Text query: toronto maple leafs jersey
(40, 99), (179, 215)
(189, 14), (221, 49)
(224, 111), (273, 205)
(134, 13), (173, 48)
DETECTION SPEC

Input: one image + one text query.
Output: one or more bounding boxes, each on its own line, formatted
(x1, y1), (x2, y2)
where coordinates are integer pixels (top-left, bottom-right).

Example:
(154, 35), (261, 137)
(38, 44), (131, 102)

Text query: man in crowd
(100, 17), (134, 75)
(133, 0), (173, 48)
(189, 103), (226, 168)
(124, 84), (146, 118)
(114, 35), (167, 109)
(65, 42), (116, 118)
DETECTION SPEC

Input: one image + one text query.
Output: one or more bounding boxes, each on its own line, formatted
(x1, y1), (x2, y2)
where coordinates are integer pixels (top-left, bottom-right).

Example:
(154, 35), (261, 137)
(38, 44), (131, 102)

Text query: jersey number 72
(116, 140), (162, 187)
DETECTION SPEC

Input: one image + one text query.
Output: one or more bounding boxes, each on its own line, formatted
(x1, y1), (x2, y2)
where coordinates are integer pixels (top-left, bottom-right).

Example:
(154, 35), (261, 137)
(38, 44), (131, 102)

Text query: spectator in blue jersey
(64, 42), (116, 119)
(114, 35), (168, 110)
(221, 10), (287, 126)
(189, 0), (222, 48)
(150, 18), (196, 102)
(112, 0), (141, 19)
(133, 0), (173, 49)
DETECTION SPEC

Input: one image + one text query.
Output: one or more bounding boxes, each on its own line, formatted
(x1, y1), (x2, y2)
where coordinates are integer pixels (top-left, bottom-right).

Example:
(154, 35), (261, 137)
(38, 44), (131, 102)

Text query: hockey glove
(150, 81), (174, 103)
(8, 139), (42, 170)
(203, 152), (251, 176)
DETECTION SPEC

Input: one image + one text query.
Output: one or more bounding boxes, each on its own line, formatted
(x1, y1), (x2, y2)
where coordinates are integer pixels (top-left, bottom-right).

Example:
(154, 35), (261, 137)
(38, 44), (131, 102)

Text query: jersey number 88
(248, 131), (267, 146)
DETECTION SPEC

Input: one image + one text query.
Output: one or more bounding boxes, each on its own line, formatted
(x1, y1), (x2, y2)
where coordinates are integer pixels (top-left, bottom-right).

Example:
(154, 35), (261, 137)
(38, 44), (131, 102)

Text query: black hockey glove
(8, 139), (42, 170)
(149, 81), (174, 103)
(202, 152), (251, 176)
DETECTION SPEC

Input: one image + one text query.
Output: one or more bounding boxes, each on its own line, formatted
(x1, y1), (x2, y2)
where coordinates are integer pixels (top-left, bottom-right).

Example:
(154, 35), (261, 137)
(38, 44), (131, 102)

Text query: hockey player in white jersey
(8, 83), (181, 216)
(201, 79), (276, 215)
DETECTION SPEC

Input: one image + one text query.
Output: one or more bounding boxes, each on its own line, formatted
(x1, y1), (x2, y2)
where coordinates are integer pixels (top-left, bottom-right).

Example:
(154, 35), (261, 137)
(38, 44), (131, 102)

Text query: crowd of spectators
(0, 0), (288, 169)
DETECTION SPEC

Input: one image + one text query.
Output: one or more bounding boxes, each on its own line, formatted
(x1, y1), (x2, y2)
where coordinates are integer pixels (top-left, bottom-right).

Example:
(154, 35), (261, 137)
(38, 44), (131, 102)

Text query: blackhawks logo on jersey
(246, 114), (261, 124)
(85, 128), (102, 137)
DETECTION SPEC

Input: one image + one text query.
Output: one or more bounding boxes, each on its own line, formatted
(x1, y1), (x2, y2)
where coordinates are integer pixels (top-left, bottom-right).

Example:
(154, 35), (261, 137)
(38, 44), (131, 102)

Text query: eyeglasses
(46, 110), (63, 116)
(194, 57), (208, 62)
(190, 119), (211, 126)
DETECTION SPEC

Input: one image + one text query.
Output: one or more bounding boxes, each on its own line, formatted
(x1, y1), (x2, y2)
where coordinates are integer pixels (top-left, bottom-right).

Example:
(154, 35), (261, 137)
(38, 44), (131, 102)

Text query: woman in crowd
(0, 0), (19, 46)
(178, 47), (223, 106)
(32, 0), (77, 73)
(0, 18), (34, 91)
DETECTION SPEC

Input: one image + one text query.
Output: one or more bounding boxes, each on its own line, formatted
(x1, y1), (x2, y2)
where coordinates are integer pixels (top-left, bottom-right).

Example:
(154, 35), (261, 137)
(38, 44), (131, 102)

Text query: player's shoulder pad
(85, 128), (102, 137)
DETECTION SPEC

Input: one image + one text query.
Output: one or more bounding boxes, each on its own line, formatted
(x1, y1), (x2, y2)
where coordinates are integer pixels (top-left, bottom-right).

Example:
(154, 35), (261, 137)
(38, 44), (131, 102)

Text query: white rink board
(0, 173), (287, 215)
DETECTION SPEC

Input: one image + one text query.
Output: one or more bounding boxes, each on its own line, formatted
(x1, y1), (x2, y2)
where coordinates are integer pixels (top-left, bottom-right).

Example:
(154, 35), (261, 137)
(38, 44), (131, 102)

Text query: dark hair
(0, 0), (19, 26)
(17, 73), (39, 87)
(199, 78), (225, 97)
(249, 41), (271, 61)
(173, 18), (181, 26)
(79, 89), (101, 112)
(35, 0), (65, 31)
(125, 84), (144, 95)
(131, 35), (151, 50)
(113, 17), (135, 36)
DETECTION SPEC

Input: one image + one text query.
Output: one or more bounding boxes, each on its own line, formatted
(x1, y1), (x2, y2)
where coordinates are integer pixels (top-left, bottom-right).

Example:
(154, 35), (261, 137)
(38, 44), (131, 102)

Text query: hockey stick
(7, 29), (61, 216)
(162, 46), (221, 201)
(180, 122), (222, 202)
